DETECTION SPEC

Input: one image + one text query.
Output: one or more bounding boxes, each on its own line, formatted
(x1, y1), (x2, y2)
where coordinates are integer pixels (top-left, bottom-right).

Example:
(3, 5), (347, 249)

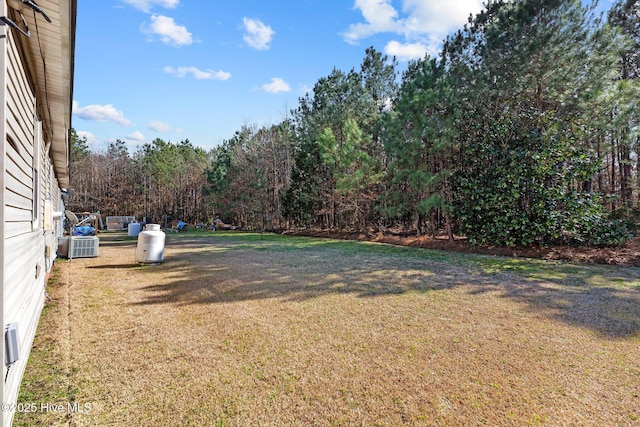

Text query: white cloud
(145, 15), (193, 46)
(148, 120), (174, 132)
(242, 17), (275, 50)
(164, 66), (231, 80)
(343, 0), (403, 44)
(73, 101), (131, 126)
(384, 40), (427, 61)
(122, 0), (179, 13)
(127, 131), (146, 142)
(401, 0), (482, 35)
(344, 0), (484, 58)
(258, 78), (291, 94)
(76, 130), (98, 148)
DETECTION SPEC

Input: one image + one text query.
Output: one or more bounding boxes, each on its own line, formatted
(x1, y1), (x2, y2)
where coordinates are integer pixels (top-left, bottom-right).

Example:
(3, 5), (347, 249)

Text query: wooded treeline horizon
(69, 0), (640, 247)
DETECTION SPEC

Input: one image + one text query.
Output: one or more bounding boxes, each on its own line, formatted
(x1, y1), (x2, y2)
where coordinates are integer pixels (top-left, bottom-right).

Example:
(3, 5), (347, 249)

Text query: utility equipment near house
(65, 210), (100, 236)
(65, 210), (100, 228)
(135, 224), (166, 263)
(44, 199), (64, 231)
(57, 236), (100, 259)
(128, 222), (141, 237)
(69, 236), (100, 259)
(5, 323), (19, 366)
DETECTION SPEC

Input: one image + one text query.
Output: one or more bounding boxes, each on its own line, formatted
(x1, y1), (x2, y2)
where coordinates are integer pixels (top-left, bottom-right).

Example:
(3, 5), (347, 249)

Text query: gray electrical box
(5, 323), (19, 366)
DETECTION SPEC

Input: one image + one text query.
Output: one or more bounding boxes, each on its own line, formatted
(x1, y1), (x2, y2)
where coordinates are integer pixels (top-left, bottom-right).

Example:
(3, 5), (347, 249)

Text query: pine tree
(451, 0), (630, 245)
(381, 57), (457, 239)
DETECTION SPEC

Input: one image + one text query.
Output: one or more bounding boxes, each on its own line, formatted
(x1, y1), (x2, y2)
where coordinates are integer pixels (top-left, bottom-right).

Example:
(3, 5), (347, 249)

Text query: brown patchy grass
(15, 230), (640, 426)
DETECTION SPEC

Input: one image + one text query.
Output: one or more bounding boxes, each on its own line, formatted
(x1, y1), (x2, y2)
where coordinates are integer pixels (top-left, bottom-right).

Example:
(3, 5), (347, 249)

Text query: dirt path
(15, 231), (640, 426)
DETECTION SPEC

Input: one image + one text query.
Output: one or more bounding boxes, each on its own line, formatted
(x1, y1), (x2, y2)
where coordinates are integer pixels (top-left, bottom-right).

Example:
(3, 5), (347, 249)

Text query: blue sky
(72, 0), (614, 152)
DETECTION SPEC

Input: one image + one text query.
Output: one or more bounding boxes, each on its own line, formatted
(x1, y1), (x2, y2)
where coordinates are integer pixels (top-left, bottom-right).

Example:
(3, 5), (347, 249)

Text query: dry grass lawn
(15, 230), (640, 426)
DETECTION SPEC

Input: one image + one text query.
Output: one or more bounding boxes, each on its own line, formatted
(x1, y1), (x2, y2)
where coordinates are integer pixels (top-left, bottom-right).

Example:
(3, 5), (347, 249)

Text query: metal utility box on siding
(57, 237), (69, 257)
(5, 323), (20, 366)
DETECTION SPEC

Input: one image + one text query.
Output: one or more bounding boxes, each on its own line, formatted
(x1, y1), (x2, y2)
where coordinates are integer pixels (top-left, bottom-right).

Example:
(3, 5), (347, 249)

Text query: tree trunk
(444, 211), (454, 243)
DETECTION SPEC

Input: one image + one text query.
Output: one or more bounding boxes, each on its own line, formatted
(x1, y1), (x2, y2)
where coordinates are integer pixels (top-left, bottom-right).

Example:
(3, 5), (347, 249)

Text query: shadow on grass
(105, 232), (640, 339)
(88, 264), (141, 269)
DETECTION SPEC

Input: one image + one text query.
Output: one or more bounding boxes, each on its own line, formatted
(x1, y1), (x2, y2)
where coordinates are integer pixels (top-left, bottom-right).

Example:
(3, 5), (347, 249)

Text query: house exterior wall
(2, 24), (64, 427)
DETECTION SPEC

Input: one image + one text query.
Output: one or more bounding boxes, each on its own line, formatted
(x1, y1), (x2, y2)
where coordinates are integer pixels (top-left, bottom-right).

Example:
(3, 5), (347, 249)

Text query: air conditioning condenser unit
(68, 236), (99, 259)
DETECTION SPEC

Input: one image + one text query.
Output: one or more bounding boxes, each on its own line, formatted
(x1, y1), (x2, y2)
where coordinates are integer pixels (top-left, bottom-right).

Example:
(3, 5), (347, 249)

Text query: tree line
(68, 0), (640, 246)
(69, 137), (211, 225)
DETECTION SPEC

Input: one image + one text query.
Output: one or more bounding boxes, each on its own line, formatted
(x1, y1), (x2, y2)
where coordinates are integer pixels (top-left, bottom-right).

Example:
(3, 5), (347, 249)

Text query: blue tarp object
(73, 225), (95, 236)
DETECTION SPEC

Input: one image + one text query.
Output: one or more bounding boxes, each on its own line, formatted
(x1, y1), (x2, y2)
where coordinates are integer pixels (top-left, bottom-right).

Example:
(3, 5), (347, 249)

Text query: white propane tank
(128, 222), (141, 237)
(135, 224), (166, 263)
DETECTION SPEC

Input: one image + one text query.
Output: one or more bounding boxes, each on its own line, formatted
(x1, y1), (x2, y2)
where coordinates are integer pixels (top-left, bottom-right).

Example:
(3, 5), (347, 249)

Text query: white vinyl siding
(5, 26), (35, 238)
(1, 1), (74, 425)
(3, 29), (46, 426)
